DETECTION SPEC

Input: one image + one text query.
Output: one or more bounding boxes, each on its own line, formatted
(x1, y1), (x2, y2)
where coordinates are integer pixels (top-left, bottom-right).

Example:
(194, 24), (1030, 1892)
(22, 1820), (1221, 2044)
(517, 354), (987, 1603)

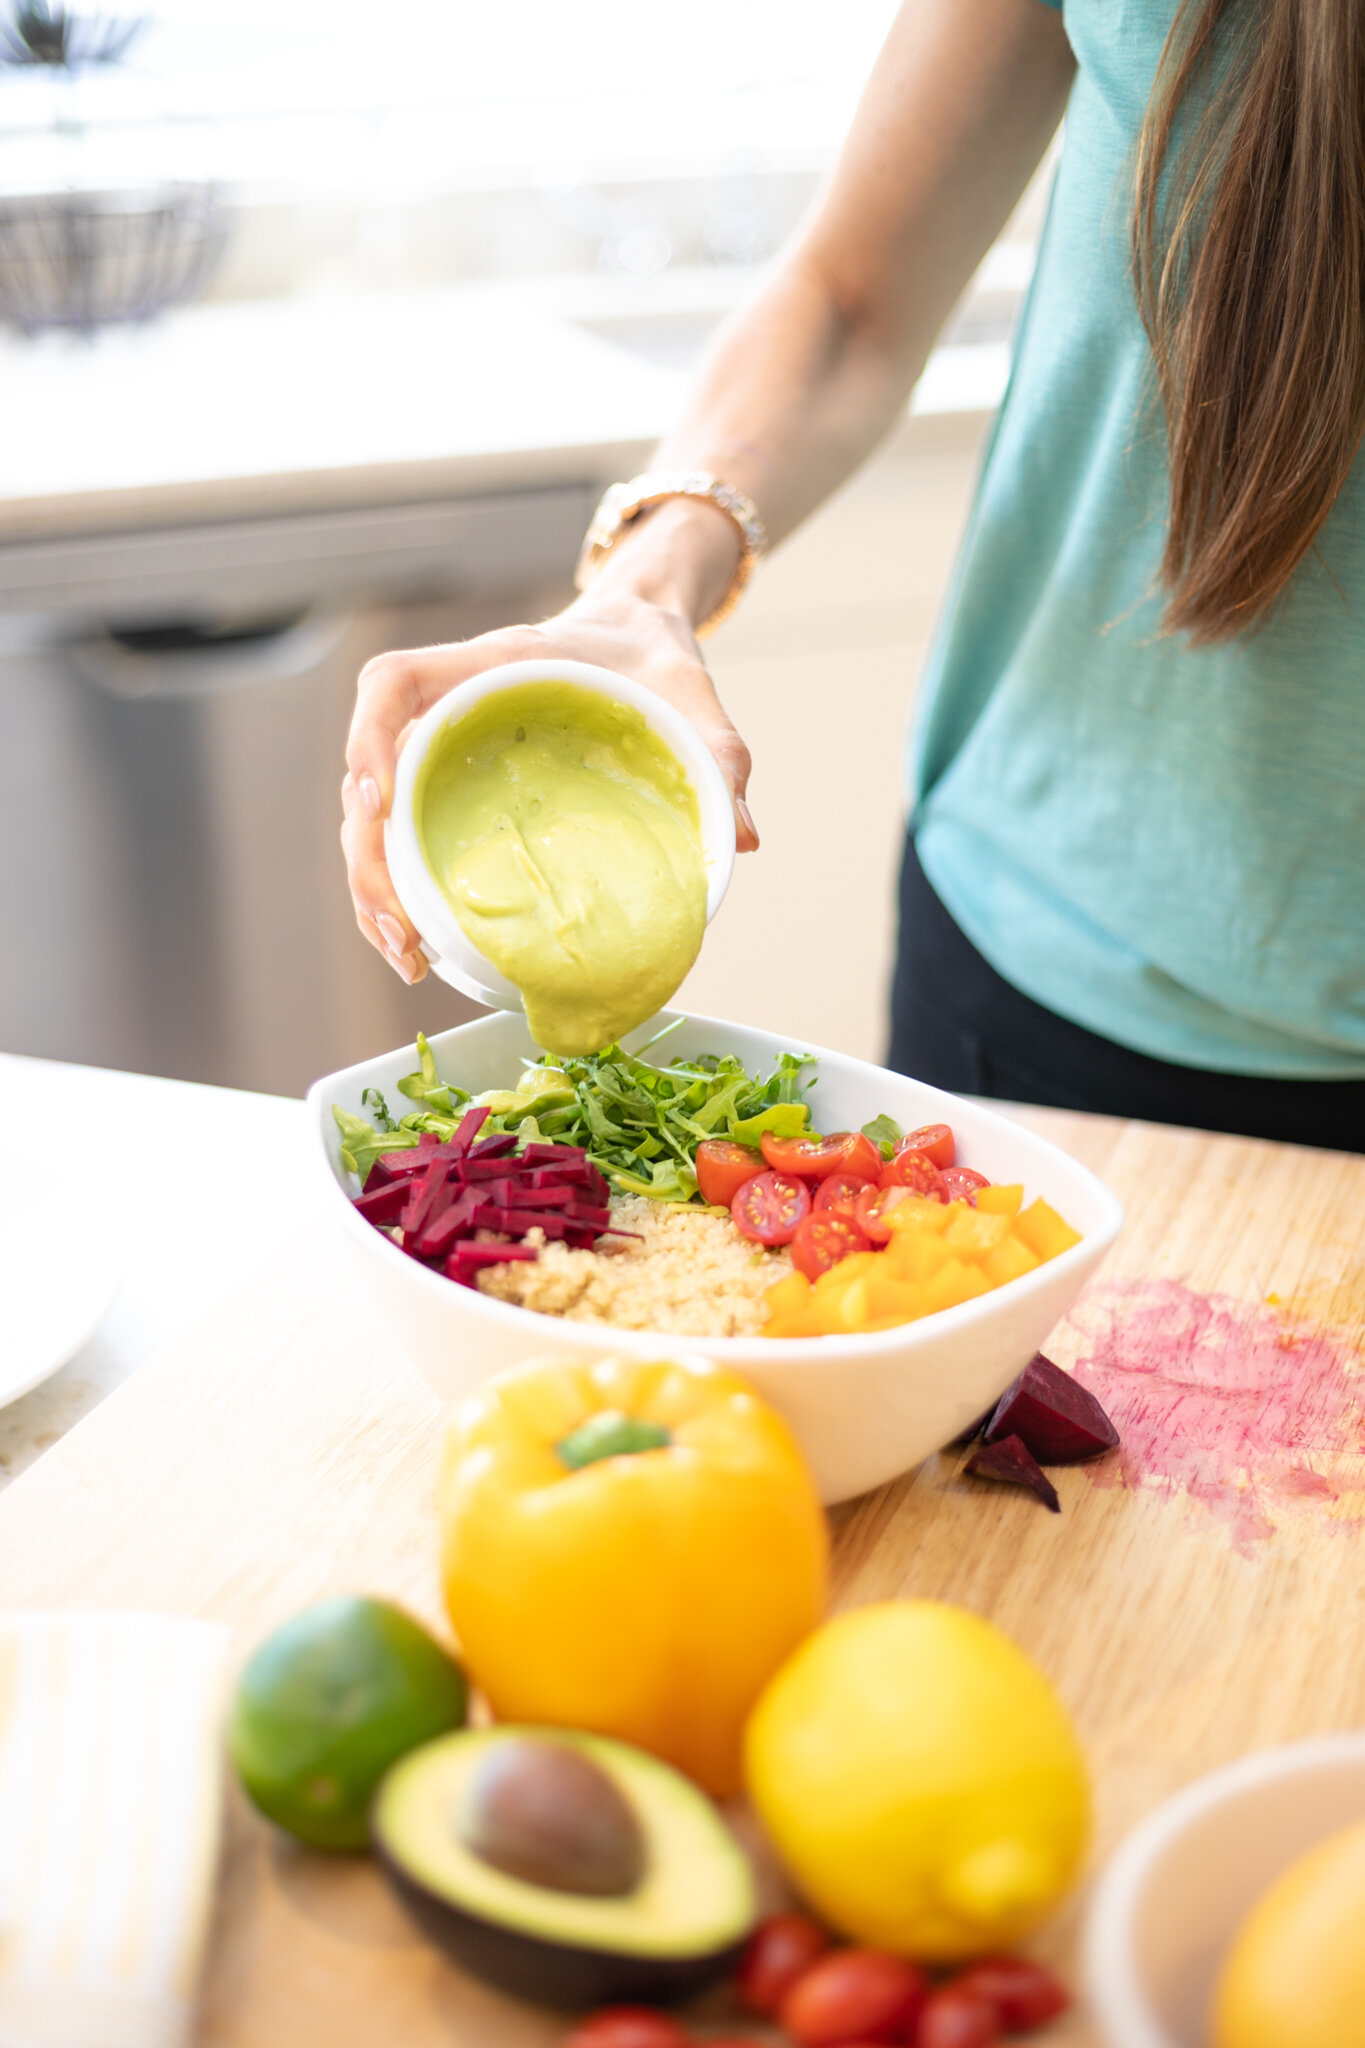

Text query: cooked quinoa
(475, 1193), (791, 1337)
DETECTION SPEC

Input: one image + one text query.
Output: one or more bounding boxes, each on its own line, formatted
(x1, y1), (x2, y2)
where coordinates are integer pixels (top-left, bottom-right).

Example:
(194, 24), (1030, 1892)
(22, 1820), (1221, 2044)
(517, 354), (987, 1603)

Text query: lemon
(743, 1600), (1089, 1962)
(230, 1597), (467, 1850)
(1213, 1818), (1365, 2048)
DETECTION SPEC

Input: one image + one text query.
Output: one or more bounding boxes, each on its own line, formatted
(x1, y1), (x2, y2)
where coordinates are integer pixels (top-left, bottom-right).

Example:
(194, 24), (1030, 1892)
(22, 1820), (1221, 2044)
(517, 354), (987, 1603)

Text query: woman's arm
(344, 0), (1074, 981)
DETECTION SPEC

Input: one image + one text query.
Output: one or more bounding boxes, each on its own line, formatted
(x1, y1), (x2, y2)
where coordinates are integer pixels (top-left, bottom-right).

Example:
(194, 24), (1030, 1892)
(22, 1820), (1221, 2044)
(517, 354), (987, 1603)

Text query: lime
(230, 1596), (467, 1850)
(1214, 1818), (1365, 2048)
(744, 1600), (1090, 1962)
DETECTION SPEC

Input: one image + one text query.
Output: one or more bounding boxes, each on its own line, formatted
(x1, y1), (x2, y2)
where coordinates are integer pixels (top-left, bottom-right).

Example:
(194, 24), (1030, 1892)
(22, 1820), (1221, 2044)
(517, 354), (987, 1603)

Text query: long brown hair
(1132, 0), (1365, 642)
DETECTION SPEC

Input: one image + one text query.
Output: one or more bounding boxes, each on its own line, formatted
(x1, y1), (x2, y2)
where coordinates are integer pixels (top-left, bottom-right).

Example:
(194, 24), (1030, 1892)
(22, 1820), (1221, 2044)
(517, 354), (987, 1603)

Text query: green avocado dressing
(416, 681), (708, 1056)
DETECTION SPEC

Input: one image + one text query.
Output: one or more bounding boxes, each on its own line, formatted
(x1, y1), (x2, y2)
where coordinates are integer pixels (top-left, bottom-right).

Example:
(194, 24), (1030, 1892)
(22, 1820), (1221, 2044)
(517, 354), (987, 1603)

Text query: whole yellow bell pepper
(438, 1354), (828, 1797)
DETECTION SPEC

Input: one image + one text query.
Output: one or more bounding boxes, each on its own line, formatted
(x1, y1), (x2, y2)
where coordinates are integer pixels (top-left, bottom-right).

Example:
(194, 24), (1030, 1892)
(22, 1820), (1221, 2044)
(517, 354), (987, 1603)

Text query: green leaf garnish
(861, 1112), (903, 1161)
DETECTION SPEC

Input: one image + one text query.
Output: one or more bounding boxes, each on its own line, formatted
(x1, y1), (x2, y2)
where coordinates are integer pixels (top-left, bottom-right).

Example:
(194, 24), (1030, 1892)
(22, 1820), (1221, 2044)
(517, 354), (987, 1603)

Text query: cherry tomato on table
(951, 1956), (1071, 2030)
(901, 1122), (956, 1169)
(735, 1912), (831, 2015)
(762, 1131), (883, 1184)
(563, 2008), (692, 2048)
(940, 1167), (991, 1207)
(791, 1211), (869, 1280)
(779, 1948), (929, 2046)
(732, 1170), (811, 1246)
(695, 1139), (764, 1208)
(913, 1985), (999, 2048)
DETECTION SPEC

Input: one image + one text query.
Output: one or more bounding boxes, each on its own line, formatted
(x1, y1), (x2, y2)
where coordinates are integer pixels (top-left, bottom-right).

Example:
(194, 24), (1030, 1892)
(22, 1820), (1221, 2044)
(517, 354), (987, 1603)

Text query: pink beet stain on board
(1064, 1279), (1365, 1549)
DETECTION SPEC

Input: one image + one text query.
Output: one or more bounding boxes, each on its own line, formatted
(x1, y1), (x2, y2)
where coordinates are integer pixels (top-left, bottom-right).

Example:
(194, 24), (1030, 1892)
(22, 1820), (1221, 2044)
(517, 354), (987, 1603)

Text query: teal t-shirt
(910, 0), (1365, 1078)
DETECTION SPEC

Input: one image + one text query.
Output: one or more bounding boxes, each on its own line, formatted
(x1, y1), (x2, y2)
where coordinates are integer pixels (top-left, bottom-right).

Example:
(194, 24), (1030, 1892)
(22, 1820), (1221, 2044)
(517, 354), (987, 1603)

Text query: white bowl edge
(1085, 1731), (1365, 2048)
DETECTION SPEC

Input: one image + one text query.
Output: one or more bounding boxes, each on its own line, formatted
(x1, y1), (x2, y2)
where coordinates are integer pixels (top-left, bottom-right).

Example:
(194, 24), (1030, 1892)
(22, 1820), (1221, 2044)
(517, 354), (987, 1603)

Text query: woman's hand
(341, 583), (757, 984)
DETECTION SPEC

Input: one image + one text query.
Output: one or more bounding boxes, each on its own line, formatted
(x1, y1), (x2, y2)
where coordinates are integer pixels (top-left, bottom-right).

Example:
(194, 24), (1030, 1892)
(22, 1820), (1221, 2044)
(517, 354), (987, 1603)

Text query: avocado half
(371, 1725), (756, 2009)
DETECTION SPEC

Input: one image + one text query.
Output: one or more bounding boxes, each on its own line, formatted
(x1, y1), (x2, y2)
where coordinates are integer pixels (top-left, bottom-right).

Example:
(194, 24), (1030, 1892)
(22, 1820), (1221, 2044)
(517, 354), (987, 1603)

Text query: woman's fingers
(345, 627), (540, 821)
(341, 773), (427, 983)
(342, 628), (542, 984)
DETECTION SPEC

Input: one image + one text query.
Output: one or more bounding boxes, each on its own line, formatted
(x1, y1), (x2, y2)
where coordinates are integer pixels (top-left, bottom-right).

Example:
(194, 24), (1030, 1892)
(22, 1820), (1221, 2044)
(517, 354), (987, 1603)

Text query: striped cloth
(0, 1613), (232, 2048)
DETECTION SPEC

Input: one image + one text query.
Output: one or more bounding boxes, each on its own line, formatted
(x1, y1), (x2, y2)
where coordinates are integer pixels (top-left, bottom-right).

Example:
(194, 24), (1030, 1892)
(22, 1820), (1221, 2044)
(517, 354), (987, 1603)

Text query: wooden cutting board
(0, 1105), (1362, 2047)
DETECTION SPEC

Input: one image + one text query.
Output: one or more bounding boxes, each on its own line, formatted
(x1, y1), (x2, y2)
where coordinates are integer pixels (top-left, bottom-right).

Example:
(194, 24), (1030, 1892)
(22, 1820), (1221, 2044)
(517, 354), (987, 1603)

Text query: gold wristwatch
(574, 470), (768, 636)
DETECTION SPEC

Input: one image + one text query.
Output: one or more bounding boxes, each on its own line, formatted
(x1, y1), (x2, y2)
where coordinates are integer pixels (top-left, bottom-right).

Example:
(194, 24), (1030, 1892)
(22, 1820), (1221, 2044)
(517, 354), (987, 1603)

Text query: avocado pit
(458, 1736), (646, 1897)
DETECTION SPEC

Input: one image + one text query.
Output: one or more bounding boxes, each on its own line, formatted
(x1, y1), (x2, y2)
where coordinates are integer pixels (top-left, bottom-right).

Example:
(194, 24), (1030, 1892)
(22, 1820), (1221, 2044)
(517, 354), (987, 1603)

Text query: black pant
(888, 834), (1365, 1153)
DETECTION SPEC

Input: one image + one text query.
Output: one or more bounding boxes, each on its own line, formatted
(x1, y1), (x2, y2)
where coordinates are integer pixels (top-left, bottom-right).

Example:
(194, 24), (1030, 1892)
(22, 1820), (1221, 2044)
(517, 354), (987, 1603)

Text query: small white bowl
(1085, 1732), (1365, 2047)
(385, 658), (737, 1012)
(307, 1008), (1123, 1503)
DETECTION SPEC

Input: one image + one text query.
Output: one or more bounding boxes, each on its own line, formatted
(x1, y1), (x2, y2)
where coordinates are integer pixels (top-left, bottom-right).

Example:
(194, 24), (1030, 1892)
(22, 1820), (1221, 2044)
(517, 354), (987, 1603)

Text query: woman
(342, 0), (1365, 1152)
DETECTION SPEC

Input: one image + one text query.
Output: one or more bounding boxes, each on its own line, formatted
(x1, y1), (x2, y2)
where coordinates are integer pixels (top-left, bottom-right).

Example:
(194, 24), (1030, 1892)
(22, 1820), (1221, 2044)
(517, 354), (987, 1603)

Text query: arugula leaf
(728, 1102), (812, 1148)
(360, 1086), (396, 1131)
(861, 1112), (903, 1161)
(396, 1031), (468, 1117)
(332, 1104), (415, 1184)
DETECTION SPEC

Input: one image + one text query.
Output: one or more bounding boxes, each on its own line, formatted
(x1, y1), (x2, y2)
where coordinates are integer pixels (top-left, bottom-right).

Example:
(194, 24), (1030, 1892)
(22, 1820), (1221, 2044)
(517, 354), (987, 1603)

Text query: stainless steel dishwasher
(0, 486), (591, 1093)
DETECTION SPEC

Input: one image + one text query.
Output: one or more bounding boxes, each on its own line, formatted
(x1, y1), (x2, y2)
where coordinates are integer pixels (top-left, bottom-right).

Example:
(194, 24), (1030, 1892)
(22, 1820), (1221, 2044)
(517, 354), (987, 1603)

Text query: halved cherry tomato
(853, 1181), (925, 1243)
(879, 1148), (947, 1200)
(901, 1122), (955, 1169)
(813, 1172), (875, 1224)
(695, 1138), (764, 1207)
(732, 1171), (810, 1246)
(791, 1212), (869, 1280)
(940, 1166), (991, 1207)
(735, 1912), (831, 2017)
(761, 1130), (883, 1183)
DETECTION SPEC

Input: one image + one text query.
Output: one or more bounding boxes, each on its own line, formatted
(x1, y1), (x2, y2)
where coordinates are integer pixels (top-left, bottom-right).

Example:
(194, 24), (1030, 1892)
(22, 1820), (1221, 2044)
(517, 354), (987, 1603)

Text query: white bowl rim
(1084, 1730), (1365, 2048)
(309, 1004), (1125, 1366)
(384, 658), (738, 1007)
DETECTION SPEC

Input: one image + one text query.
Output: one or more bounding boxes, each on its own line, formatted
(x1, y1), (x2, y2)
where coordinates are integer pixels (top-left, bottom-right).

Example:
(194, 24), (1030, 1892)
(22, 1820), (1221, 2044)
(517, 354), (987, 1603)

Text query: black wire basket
(0, 180), (229, 333)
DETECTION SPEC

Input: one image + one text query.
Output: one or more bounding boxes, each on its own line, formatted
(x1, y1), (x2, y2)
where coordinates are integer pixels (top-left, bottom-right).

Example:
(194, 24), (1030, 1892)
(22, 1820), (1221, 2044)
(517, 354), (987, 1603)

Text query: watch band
(574, 470), (768, 637)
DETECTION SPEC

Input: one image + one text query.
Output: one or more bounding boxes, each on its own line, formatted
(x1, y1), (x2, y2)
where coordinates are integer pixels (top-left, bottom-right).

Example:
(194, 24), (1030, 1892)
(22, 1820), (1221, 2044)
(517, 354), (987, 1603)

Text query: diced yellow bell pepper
(811, 1251), (880, 1297)
(919, 1257), (993, 1315)
(885, 1229), (953, 1284)
(1014, 1197), (1084, 1262)
(765, 1307), (824, 1338)
(817, 1274), (874, 1334)
(980, 1232), (1042, 1288)
(765, 1271), (814, 1318)
(976, 1182), (1024, 1217)
(864, 1272), (930, 1323)
(943, 1208), (1011, 1259)
(884, 1194), (954, 1237)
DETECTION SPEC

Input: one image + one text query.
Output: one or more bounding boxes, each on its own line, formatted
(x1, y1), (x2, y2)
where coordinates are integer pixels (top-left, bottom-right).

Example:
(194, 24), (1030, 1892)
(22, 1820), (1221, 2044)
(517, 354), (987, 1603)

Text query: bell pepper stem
(556, 1411), (672, 1469)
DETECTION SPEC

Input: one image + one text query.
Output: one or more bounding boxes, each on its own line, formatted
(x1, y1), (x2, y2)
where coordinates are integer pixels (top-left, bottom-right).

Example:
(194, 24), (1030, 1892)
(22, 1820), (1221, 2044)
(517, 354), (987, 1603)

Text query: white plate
(0, 1185), (122, 1409)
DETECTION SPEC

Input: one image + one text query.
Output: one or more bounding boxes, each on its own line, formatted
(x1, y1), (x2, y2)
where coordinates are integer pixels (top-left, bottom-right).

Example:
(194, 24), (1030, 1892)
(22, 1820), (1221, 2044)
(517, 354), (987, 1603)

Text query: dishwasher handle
(63, 610), (354, 700)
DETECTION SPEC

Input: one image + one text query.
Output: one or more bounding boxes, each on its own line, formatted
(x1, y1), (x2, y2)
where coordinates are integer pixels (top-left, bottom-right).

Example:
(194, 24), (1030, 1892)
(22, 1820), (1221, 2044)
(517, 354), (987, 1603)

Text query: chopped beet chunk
(984, 1352), (1120, 1465)
(965, 1434), (1062, 1512)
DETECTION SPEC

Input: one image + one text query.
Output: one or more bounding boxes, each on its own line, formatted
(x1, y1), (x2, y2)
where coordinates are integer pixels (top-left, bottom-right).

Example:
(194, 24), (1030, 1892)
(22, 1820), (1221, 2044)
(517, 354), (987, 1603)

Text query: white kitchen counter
(0, 275), (1009, 546)
(0, 1052), (310, 1488)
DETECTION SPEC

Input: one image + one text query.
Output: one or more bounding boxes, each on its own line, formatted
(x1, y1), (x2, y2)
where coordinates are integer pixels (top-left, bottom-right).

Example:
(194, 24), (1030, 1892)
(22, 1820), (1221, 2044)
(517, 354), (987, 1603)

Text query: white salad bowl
(308, 1009), (1123, 1503)
(385, 659), (737, 1012)
(1085, 1732), (1365, 2048)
